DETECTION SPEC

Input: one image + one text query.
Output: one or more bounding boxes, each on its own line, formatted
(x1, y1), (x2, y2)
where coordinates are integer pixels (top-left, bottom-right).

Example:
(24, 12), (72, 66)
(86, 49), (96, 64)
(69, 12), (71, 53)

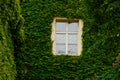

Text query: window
(51, 17), (83, 56)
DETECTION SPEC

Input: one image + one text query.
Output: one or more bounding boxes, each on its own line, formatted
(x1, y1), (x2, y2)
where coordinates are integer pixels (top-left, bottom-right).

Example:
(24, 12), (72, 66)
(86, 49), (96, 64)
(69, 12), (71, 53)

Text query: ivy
(0, 0), (24, 80)
(16, 0), (120, 80)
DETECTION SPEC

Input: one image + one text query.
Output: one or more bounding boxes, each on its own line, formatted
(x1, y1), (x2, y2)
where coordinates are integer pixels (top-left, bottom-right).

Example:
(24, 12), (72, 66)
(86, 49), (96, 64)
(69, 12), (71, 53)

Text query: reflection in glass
(56, 22), (66, 32)
(56, 34), (66, 44)
(68, 33), (78, 44)
(56, 44), (66, 54)
(68, 44), (77, 54)
(68, 22), (78, 32)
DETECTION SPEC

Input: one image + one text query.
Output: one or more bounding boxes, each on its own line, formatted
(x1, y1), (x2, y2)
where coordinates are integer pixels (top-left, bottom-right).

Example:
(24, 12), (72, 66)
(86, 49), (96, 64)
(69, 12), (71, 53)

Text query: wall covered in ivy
(0, 0), (24, 80)
(17, 0), (120, 80)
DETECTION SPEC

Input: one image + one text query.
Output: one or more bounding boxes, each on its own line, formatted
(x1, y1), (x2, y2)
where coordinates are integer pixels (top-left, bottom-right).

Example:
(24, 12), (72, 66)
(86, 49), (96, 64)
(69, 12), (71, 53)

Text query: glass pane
(56, 22), (66, 32)
(68, 22), (78, 32)
(68, 33), (78, 44)
(56, 34), (66, 44)
(68, 44), (78, 54)
(56, 44), (66, 54)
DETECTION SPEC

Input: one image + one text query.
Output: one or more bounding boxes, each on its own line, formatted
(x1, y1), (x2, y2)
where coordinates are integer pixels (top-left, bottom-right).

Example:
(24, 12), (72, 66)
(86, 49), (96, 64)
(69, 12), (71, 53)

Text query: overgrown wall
(0, 0), (24, 79)
(17, 0), (120, 80)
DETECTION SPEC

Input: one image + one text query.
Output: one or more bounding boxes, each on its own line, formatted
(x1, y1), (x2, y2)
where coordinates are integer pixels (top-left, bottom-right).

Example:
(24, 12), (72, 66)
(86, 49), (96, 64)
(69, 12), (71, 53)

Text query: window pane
(68, 44), (77, 54)
(56, 34), (66, 44)
(68, 33), (78, 44)
(68, 22), (78, 32)
(56, 22), (66, 32)
(56, 44), (66, 54)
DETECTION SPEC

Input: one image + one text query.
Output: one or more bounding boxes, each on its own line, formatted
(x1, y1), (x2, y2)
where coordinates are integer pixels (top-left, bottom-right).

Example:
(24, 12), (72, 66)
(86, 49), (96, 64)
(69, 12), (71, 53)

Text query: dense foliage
(16, 0), (120, 80)
(0, 0), (24, 79)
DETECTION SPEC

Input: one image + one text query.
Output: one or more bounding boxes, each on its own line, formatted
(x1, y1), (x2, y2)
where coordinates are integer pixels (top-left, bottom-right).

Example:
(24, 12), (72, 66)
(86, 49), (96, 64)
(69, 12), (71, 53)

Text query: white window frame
(51, 17), (83, 56)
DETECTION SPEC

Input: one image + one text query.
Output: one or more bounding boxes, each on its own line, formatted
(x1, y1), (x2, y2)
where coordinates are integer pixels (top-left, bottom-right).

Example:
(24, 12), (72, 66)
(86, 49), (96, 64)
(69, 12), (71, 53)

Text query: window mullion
(66, 23), (68, 54)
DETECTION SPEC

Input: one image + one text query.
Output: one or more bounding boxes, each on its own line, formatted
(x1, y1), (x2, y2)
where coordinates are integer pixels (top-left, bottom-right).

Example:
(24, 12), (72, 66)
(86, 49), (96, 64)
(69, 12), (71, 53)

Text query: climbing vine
(0, 0), (24, 80)
(16, 0), (120, 80)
